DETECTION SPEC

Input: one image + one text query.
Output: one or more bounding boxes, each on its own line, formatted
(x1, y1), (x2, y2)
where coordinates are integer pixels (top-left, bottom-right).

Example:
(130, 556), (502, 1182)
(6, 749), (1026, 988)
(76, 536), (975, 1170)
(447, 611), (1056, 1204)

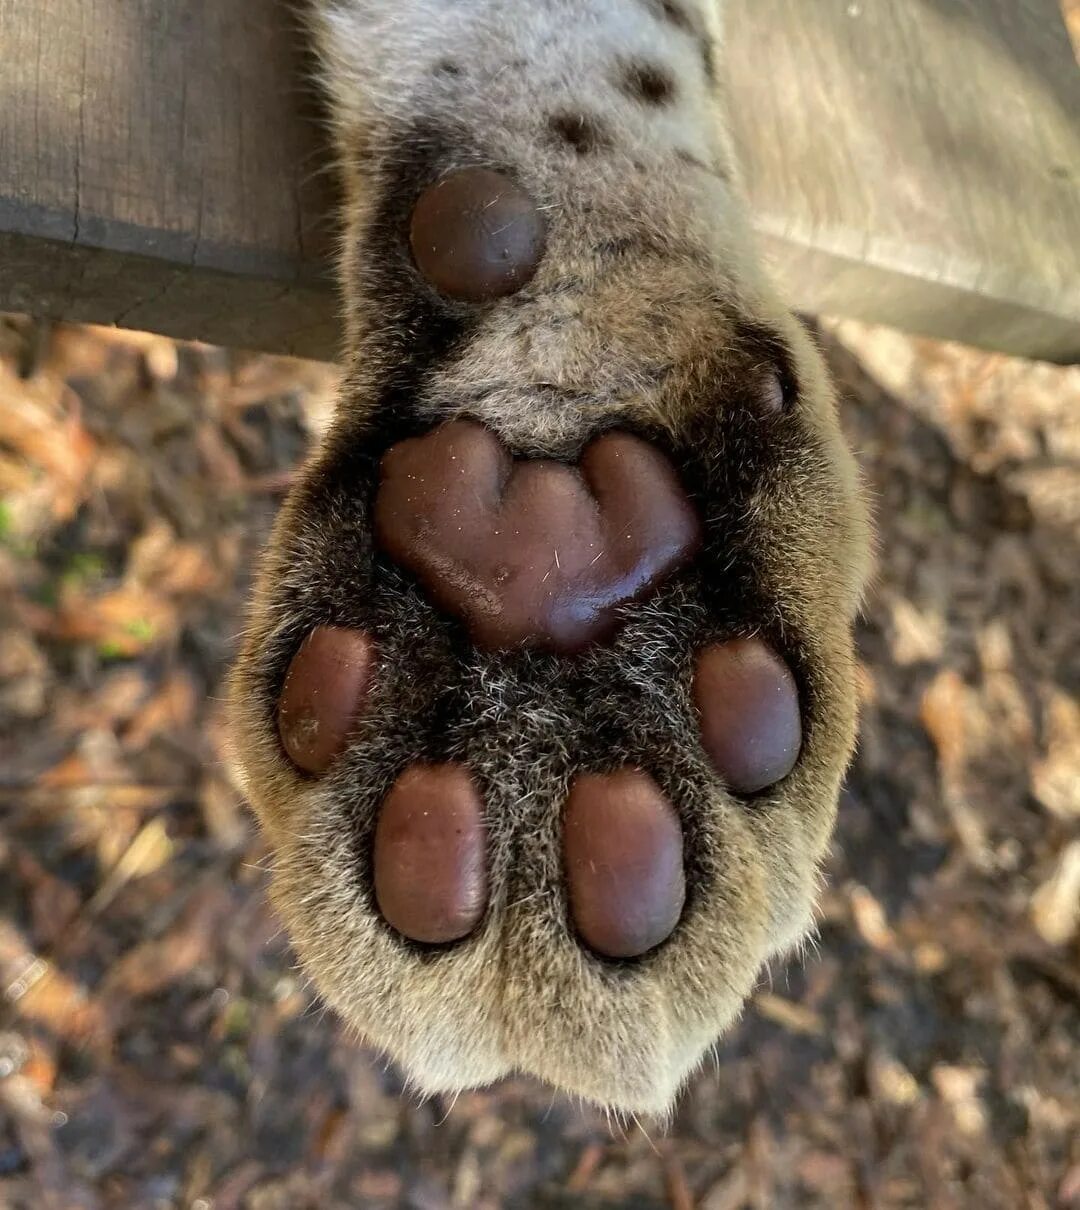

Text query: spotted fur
(227, 0), (873, 1116)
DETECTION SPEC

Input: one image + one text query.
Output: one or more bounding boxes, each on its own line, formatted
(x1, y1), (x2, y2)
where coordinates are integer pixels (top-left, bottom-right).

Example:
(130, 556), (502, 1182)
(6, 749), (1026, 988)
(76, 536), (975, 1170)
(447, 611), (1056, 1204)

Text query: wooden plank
(729, 0), (1080, 364)
(0, 0), (1078, 363)
(0, 0), (339, 360)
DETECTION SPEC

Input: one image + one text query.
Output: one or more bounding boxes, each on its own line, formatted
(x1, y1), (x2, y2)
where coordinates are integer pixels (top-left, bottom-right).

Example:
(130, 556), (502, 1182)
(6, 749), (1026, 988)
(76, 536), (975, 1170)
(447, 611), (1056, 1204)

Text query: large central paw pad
(373, 421), (703, 653)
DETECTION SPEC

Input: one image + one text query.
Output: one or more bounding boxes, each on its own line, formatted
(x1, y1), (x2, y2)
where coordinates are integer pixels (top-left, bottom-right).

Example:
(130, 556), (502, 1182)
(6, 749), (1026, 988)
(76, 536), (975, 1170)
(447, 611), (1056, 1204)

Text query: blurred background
(1, 11), (1079, 1210)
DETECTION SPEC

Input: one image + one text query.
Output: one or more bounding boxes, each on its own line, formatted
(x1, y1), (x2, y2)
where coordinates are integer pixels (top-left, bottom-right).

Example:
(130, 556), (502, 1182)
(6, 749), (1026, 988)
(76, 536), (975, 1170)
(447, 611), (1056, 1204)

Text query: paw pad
(563, 769), (685, 958)
(693, 638), (802, 793)
(277, 627), (376, 775)
(374, 420), (702, 653)
(373, 763), (489, 944)
(409, 168), (548, 302)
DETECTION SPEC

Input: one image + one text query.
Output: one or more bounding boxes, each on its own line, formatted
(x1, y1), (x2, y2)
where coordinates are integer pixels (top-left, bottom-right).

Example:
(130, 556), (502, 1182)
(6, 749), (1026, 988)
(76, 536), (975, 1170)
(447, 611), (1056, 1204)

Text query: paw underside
(278, 419), (803, 959)
(231, 161), (861, 1116)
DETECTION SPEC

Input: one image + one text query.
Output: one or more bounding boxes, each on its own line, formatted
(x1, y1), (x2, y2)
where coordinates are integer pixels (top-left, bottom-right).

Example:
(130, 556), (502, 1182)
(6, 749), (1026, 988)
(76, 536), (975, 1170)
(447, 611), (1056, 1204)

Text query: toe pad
(693, 639), (802, 793)
(277, 627), (376, 775)
(374, 763), (489, 945)
(563, 769), (685, 959)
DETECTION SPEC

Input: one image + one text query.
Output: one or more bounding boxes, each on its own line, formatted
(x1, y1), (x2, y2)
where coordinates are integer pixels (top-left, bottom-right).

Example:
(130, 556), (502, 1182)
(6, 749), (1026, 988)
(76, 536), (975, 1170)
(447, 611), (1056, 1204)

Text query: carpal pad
(409, 168), (548, 302)
(228, 0), (872, 1116)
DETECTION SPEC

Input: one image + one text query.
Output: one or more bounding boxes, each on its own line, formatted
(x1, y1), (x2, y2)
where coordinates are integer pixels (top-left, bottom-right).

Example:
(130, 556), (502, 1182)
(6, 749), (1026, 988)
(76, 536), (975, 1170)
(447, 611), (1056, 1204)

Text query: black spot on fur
(676, 148), (730, 182)
(700, 39), (716, 84)
(619, 60), (677, 106)
(658, 0), (693, 30)
(639, 0), (694, 34)
(435, 59), (463, 77)
(548, 111), (612, 155)
(639, 0), (714, 83)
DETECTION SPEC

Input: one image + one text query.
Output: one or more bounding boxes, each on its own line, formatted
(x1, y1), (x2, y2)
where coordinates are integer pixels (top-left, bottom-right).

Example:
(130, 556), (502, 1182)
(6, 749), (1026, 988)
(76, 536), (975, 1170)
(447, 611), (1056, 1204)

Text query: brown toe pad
(693, 639), (802, 793)
(374, 763), (489, 945)
(277, 627), (376, 775)
(563, 769), (685, 959)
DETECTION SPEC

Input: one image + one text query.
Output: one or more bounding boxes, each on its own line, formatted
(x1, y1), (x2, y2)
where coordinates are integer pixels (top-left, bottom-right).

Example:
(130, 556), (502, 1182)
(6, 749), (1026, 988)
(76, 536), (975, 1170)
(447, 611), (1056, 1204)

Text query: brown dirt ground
(1, 8), (1079, 1206)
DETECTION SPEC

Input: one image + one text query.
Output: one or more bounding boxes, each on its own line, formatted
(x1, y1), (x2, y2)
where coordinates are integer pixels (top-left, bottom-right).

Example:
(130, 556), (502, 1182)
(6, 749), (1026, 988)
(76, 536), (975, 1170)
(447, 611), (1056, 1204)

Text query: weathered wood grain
(730, 0), (1080, 364)
(0, 0), (1077, 362)
(0, 0), (339, 360)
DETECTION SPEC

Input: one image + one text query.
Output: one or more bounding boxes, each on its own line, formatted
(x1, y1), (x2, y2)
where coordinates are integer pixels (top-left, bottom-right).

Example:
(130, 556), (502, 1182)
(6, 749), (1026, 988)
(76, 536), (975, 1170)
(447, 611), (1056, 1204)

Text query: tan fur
(228, 0), (872, 1117)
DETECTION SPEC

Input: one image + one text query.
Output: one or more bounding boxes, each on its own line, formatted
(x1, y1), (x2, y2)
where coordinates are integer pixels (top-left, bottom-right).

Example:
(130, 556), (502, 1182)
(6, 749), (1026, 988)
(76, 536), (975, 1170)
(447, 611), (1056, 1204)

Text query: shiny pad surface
(374, 421), (702, 653)
(374, 763), (489, 945)
(409, 168), (547, 302)
(563, 769), (685, 959)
